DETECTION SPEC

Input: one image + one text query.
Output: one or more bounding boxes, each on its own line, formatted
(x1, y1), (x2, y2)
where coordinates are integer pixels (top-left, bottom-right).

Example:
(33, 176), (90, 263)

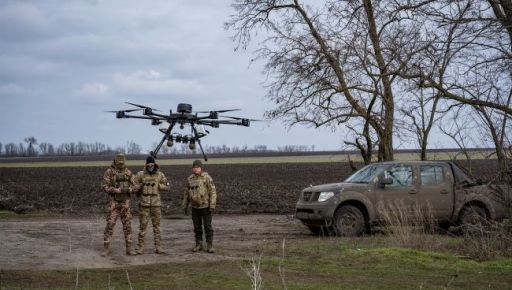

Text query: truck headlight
(318, 191), (335, 202)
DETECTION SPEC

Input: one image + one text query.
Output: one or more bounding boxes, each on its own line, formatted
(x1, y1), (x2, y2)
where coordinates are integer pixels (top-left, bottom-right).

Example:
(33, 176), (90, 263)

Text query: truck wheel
(333, 205), (366, 237)
(459, 205), (487, 234)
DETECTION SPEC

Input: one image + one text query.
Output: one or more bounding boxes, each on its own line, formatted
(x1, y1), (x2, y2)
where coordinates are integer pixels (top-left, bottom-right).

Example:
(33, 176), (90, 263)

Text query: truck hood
(304, 182), (367, 192)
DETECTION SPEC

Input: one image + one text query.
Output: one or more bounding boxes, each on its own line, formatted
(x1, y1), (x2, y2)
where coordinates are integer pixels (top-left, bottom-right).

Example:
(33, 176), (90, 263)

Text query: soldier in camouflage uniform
(134, 156), (170, 254)
(101, 153), (137, 256)
(182, 159), (217, 253)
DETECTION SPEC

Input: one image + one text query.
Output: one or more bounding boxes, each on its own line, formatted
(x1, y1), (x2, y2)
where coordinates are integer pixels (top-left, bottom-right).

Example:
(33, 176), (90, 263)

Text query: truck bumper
(295, 201), (336, 226)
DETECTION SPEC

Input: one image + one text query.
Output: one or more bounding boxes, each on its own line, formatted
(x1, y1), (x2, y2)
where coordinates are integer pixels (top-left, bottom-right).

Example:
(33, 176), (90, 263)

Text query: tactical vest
(141, 175), (159, 196)
(114, 171), (130, 202)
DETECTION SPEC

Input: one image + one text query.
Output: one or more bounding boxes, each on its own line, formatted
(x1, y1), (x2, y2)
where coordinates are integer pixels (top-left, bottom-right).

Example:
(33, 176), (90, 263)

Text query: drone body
(108, 102), (255, 160)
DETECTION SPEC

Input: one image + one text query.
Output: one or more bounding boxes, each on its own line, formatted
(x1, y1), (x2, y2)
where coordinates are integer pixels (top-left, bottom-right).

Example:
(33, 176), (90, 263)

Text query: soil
(0, 214), (310, 270)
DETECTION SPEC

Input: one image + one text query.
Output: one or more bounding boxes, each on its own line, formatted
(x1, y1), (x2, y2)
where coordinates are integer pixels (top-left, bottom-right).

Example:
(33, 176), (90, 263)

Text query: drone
(108, 102), (256, 161)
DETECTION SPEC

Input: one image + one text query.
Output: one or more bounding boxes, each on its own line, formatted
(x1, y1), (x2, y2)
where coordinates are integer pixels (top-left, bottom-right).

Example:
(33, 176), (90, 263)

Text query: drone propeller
(105, 108), (142, 113)
(125, 102), (160, 111)
(196, 109), (240, 114)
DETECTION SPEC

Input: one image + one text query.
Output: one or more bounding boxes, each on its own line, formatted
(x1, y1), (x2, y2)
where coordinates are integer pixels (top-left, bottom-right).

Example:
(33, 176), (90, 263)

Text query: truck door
(374, 164), (417, 217)
(417, 164), (453, 219)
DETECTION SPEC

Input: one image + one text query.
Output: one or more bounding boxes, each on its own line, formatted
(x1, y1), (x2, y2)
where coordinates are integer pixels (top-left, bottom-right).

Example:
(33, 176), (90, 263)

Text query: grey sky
(0, 0), (346, 152)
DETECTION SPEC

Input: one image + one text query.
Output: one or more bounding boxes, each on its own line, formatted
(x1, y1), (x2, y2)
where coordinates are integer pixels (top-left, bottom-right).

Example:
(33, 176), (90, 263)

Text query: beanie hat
(192, 159), (202, 168)
(146, 156), (155, 164)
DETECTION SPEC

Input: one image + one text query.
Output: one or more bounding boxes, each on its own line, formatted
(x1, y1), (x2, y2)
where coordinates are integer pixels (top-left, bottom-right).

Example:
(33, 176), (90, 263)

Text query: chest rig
(113, 171), (130, 202)
(141, 174), (159, 196)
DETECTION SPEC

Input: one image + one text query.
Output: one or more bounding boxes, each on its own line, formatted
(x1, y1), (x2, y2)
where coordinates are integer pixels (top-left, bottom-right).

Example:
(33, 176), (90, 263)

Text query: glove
(183, 208), (189, 216)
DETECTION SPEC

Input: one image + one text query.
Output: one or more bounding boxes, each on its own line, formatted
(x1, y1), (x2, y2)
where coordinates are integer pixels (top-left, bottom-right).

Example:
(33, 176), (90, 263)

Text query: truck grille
(302, 191), (319, 202)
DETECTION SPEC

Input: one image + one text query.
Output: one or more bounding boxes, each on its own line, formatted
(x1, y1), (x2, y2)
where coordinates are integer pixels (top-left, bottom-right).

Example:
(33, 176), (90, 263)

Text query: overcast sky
(0, 0), (352, 153)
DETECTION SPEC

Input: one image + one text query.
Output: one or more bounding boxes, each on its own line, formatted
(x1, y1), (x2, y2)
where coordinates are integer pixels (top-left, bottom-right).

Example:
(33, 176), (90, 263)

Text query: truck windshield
(344, 164), (387, 184)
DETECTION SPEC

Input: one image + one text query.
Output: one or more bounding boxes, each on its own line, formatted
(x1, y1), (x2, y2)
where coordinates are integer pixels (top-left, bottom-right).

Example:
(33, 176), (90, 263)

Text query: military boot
(206, 242), (215, 254)
(125, 240), (135, 256)
(154, 238), (166, 254)
(155, 246), (166, 254)
(136, 239), (144, 255)
(101, 241), (111, 257)
(192, 241), (203, 252)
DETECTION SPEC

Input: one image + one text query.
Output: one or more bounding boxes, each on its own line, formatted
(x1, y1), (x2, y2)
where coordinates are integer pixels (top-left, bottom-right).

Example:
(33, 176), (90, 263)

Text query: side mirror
(379, 177), (393, 188)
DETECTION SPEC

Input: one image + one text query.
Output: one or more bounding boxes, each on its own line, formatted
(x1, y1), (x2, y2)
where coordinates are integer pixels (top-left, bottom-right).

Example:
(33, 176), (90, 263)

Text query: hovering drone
(108, 102), (256, 160)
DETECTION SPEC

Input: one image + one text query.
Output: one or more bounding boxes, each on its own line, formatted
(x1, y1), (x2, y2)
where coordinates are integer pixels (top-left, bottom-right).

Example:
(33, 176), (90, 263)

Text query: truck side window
(420, 165), (444, 186)
(384, 165), (413, 187)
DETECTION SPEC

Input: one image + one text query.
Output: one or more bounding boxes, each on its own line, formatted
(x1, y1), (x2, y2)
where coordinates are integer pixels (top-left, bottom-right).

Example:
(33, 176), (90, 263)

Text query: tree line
(0, 137), (316, 157)
(0, 137), (141, 157)
(226, 0), (512, 173)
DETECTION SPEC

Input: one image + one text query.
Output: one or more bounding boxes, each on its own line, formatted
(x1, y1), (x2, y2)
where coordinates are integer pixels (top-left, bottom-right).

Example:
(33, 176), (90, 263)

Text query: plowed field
(0, 163), (353, 215)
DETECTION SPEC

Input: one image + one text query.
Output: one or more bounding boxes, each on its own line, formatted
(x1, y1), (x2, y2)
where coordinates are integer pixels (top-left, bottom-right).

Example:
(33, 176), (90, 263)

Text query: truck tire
(458, 205), (487, 234)
(333, 205), (366, 237)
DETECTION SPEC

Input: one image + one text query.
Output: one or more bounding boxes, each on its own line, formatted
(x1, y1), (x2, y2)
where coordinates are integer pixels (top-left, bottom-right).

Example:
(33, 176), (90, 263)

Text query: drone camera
(242, 119), (250, 127)
(189, 140), (196, 150)
(175, 134), (183, 143)
(166, 137), (174, 147)
(116, 111), (125, 118)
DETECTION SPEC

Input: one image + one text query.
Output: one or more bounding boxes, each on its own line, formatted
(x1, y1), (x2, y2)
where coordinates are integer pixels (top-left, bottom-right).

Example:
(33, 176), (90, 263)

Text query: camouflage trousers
(191, 207), (213, 244)
(138, 206), (162, 248)
(103, 198), (132, 243)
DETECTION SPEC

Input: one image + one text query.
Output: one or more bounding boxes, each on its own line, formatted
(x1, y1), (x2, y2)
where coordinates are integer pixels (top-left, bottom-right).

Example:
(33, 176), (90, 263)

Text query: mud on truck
(296, 161), (510, 236)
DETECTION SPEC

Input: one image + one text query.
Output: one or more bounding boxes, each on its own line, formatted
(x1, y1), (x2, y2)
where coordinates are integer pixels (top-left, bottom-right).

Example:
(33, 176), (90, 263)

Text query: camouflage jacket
(134, 167), (170, 207)
(182, 172), (217, 209)
(101, 164), (136, 202)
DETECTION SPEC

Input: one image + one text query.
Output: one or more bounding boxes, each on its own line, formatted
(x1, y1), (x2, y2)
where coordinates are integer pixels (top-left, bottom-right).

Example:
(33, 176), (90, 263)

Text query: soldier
(182, 159), (217, 253)
(101, 153), (136, 256)
(134, 156), (170, 254)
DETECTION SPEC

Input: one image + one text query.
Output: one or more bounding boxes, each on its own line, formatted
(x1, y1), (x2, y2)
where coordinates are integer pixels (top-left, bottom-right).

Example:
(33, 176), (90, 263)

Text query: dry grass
(377, 200), (439, 248)
(377, 200), (512, 260)
(457, 220), (512, 260)
(241, 252), (263, 290)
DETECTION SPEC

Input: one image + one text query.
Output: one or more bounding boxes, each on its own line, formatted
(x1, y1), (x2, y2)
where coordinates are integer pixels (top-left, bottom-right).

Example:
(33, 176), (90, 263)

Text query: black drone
(108, 102), (255, 160)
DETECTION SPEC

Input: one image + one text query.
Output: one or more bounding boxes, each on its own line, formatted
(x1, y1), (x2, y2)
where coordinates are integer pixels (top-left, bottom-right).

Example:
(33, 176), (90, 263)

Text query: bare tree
(399, 88), (444, 160)
(438, 107), (479, 173)
(472, 100), (512, 174)
(487, 0), (512, 48)
(0, 142), (2, 156)
(24, 136), (38, 157)
(226, 0), (436, 161)
(126, 141), (142, 155)
(402, 1), (512, 115)
(4, 143), (16, 156)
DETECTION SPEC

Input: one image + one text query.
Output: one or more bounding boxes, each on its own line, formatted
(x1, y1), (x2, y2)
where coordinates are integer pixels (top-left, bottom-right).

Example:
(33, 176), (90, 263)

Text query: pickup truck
(296, 161), (509, 236)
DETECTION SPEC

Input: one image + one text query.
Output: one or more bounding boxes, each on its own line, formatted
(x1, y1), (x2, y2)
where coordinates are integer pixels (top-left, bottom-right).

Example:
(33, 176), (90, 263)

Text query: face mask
(147, 164), (155, 173)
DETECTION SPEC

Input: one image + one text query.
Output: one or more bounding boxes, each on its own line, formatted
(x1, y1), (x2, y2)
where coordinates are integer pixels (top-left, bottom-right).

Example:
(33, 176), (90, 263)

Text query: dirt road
(0, 214), (310, 270)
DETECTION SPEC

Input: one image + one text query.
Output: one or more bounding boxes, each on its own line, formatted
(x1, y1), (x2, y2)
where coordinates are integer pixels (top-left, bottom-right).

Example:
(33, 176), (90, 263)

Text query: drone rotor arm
(151, 122), (176, 158)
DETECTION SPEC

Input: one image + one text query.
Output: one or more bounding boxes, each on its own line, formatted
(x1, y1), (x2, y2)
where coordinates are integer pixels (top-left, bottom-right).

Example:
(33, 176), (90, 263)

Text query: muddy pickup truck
(296, 161), (509, 236)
